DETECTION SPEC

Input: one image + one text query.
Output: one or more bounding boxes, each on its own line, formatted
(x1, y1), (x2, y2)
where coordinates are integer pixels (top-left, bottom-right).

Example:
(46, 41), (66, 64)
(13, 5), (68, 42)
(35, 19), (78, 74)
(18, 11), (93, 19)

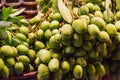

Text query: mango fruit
(73, 65), (83, 79)
(37, 64), (49, 80)
(72, 19), (87, 34)
(38, 49), (51, 63)
(14, 62), (24, 75)
(61, 60), (70, 74)
(18, 55), (30, 66)
(48, 58), (59, 72)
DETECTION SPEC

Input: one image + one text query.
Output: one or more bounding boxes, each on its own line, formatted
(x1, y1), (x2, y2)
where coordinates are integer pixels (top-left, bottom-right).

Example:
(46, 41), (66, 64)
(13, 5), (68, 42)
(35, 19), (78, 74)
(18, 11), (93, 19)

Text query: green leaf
(42, 0), (53, 13)
(10, 8), (25, 17)
(7, 16), (24, 23)
(0, 6), (13, 21)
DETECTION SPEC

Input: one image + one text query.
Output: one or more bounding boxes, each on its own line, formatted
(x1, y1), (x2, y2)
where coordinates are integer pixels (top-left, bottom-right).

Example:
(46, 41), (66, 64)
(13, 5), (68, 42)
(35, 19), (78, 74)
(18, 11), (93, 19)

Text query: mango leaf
(0, 6), (13, 21)
(7, 16), (24, 23)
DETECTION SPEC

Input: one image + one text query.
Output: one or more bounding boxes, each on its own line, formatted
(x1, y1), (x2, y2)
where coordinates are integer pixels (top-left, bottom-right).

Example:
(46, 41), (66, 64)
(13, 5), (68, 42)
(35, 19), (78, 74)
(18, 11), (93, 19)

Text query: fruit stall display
(0, 0), (120, 80)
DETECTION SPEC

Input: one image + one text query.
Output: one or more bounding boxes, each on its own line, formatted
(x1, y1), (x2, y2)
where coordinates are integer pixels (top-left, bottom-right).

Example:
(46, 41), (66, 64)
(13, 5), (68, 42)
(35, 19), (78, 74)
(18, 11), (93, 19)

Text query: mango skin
(72, 19), (87, 34)
(37, 64), (49, 80)
(73, 65), (83, 79)
(14, 62), (24, 75)
(48, 58), (59, 72)
(1, 45), (15, 57)
(0, 58), (4, 71)
(38, 49), (51, 63)
(91, 17), (106, 30)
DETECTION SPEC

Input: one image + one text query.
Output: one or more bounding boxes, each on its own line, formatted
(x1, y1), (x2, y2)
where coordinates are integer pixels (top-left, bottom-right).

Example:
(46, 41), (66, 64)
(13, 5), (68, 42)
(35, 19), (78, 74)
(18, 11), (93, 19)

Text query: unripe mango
(0, 65), (9, 79)
(91, 17), (106, 30)
(98, 31), (110, 42)
(19, 26), (29, 35)
(64, 45), (75, 54)
(115, 21), (120, 31)
(17, 45), (29, 55)
(40, 20), (50, 31)
(14, 62), (24, 75)
(72, 19), (87, 34)
(28, 49), (36, 62)
(61, 60), (70, 74)
(0, 58), (4, 71)
(49, 20), (60, 29)
(61, 24), (73, 39)
(1, 45), (15, 57)
(115, 11), (120, 20)
(87, 64), (96, 75)
(94, 11), (103, 18)
(80, 5), (89, 15)
(28, 33), (35, 44)
(73, 65), (83, 79)
(5, 57), (15, 67)
(48, 58), (59, 72)
(38, 49), (51, 63)
(35, 29), (44, 40)
(76, 57), (87, 67)
(74, 48), (87, 57)
(103, 10), (114, 23)
(18, 55), (30, 66)
(15, 33), (27, 41)
(35, 41), (45, 50)
(53, 69), (63, 80)
(38, 64), (49, 80)
(86, 3), (95, 12)
(82, 41), (92, 51)
(72, 33), (82, 47)
(45, 29), (52, 39)
(105, 23), (117, 37)
(95, 63), (105, 77)
(88, 24), (100, 37)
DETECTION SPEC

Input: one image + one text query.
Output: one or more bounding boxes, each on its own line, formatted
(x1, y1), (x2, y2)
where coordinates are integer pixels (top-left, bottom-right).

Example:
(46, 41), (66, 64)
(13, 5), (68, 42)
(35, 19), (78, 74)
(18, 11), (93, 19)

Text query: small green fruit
(14, 62), (24, 75)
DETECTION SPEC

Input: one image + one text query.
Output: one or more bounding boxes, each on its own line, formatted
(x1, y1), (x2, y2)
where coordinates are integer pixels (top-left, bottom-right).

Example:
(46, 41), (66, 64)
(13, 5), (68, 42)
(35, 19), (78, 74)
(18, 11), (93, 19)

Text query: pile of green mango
(1, 0), (120, 80)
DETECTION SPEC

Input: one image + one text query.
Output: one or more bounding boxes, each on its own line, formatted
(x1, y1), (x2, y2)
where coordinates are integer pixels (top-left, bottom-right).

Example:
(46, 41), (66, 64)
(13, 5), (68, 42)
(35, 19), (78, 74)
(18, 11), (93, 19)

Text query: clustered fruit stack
(0, 0), (120, 80)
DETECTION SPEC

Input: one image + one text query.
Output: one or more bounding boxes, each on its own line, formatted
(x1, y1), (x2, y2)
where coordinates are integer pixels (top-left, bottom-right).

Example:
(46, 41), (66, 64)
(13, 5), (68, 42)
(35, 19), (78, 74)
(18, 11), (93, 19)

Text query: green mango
(35, 29), (44, 40)
(45, 29), (53, 40)
(28, 49), (36, 62)
(15, 33), (27, 41)
(95, 63), (105, 77)
(40, 20), (50, 31)
(38, 49), (51, 63)
(53, 68), (63, 80)
(18, 55), (30, 66)
(105, 23), (117, 37)
(72, 33), (82, 47)
(72, 19), (87, 34)
(76, 57), (87, 67)
(91, 17), (106, 30)
(86, 3), (95, 12)
(37, 64), (49, 80)
(82, 41), (93, 51)
(94, 11), (103, 18)
(73, 65), (83, 79)
(61, 60), (70, 74)
(61, 24), (73, 39)
(1, 45), (15, 57)
(17, 44), (29, 55)
(98, 31), (110, 42)
(87, 64), (96, 75)
(0, 58), (4, 71)
(64, 45), (75, 54)
(5, 57), (15, 67)
(14, 62), (24, 75)
(35, 41), (45, 50)
(103, 10), (114, 23)
(80, 5), (89, 15)
(49, 20), (60, 29)
(0, 65), (9, 79)
(115, 21), (120, 32)
(19, 26), (29, 35)
(48, 58), (59, 72)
